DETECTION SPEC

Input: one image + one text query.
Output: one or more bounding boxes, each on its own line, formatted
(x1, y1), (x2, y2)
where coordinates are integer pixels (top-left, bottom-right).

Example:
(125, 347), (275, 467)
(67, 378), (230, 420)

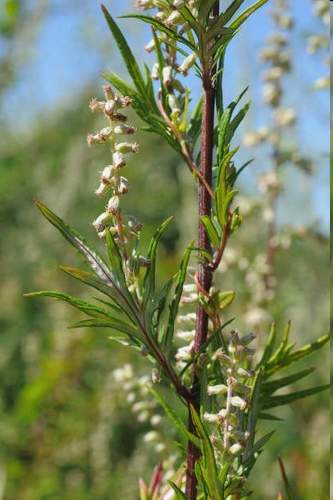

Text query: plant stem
(185, 4), (219, 498)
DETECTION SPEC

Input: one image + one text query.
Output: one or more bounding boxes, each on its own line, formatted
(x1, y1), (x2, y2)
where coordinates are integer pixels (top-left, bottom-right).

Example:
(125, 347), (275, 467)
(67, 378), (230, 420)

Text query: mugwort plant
(26, 1), (329, 498)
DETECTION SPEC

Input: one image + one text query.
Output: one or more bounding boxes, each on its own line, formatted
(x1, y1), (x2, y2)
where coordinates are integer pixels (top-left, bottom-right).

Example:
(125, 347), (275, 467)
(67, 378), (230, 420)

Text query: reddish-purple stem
(185, 3), (219, 498)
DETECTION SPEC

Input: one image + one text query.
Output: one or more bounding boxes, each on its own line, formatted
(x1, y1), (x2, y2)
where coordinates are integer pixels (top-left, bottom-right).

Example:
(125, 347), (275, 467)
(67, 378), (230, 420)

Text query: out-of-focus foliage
(0, 2), (329, 500)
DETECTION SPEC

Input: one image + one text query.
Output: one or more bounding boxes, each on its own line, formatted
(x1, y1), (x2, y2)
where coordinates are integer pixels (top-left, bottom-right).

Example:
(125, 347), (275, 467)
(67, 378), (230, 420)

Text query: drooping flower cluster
(136, 0), (198, 130)
(112, 364), (169, 455)
(308, 0), (330, 90)
(87, 85), (142, 248)
(204, 331), (255, 492)
(216, 0), (316, 330)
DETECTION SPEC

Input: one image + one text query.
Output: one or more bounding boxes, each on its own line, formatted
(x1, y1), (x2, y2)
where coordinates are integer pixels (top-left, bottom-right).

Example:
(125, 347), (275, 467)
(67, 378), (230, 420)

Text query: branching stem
(185, 3), (220, 498)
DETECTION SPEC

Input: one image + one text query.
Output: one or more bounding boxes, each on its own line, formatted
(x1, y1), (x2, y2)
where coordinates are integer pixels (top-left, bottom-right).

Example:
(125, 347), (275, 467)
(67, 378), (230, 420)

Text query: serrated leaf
(230, 0), (269, 30)
(101, 5), (146, 95)
(150, 388), (200, 448)
(262, 384), (329, 410)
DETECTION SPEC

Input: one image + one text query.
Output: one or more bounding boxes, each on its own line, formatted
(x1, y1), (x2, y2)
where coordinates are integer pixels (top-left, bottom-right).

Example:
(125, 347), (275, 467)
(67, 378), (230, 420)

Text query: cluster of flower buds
(112, 364), (168, 454)
(204, 331), (255, 468)
(308, 0), (330, 90)
(87, 85), (142, 244)
(136, 1), (199, 128)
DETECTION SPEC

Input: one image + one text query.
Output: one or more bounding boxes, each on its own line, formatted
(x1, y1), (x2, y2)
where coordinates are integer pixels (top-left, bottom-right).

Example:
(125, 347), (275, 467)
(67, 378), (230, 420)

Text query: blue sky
(4, 0), (329, 231)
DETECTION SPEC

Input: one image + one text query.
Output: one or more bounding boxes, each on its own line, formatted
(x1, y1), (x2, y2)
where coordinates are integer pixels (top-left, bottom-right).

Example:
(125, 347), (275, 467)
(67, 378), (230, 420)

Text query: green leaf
(198, 0), (219, 23)
(143, 217), (173, 309)
(214, 290), (236, 311)
(245, 369), (263, 456)
(68, 317), (140, 338)
(150, 388), (200, 448)
(261, 368), (316, 395)
(168, 482), (186, 500)
(35, 201), (136, 315)
(24, 291), (115, 321)
(225, 101), (251, 144)
(201, 215), (221, 247)
(59, 266), (133, 320)
(262, 384), (329, 410)
(258, 412), (284, 422)
(105, 229), (128, 290)
(101, 5), (146, 95)
(190, 406), (222, 500)
(219, 0), (246, 26)
(258, 323), (277, 368)
(121, 14), (196, 52)
(230, 0), (269, 30)
(243, 431), (275, 472)
(163, 245), (192, 357)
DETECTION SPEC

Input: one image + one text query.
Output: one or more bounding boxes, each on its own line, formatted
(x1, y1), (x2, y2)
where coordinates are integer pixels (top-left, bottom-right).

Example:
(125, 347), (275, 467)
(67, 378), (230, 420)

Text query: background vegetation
(0, 1), (329, 499)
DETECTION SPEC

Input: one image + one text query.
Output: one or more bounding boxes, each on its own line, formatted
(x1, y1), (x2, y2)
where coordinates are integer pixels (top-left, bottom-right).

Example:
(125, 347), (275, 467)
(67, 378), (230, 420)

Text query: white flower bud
(176, 330), (195, 342)
(178, 53), (196, 75)
(155, 443), (166, 453)
(113, 124), (136, 135)
(143, 431), (159, 443)
(113, 152), (126, 169)
(163, 66), (173, 86)
(150, 415), (162, 426)
(274, 107), (297, 127)
(203, 412), (219, 423)
(207, 384), (228, 396)
(145, 39), (156, 53)
(229, 443), (243, 456)
(89, 98), (105, 112)
(92, 212), (113, 231)
(103, 85), (115, 100)
(165, 10), (182, 26)
(107, 196), (120, 215)
(230, 396), (247, 410)
(151, 63), (160, 80)
(117, 176), (129, 195)
(115, 142), (139, 154)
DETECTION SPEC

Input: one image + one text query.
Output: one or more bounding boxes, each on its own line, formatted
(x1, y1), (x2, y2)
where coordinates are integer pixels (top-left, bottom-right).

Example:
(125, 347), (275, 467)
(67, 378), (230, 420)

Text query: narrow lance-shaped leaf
(190, 406), (222, 500)
(163, 245), (192, 357)
(143, 216), (173, 308)
(262, 384), (329, 410)
(101, 5), (146, 95)
(230, 0), (269, 30)
(24, 290), (117, 321)
(258, 322), (277, 368)
(261, 367), (316, 395)
(121, 14), (196, 52)
(150, 388), (200, 449)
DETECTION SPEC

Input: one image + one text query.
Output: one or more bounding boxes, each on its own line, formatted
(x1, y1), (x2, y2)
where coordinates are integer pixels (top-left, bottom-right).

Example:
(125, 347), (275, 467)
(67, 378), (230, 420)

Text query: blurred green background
(0, 1), (329, 499)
